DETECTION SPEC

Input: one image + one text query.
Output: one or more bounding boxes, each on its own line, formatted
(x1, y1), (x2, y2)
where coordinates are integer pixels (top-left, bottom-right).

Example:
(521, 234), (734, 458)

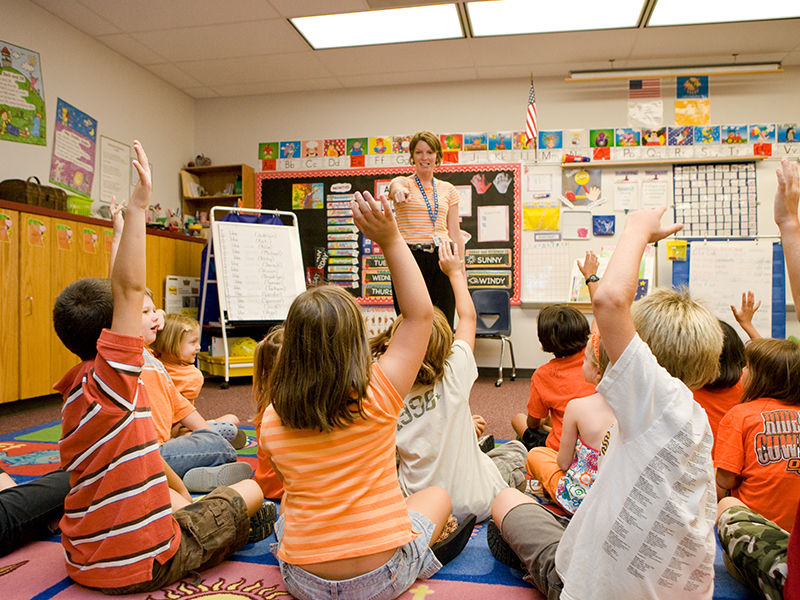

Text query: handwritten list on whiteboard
(689, 242), (772, 339)
(213, 221), (305, 321)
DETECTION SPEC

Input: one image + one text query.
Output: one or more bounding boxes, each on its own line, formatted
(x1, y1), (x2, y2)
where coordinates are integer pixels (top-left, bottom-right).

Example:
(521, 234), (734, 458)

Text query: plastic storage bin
(66, 195), (92, 216)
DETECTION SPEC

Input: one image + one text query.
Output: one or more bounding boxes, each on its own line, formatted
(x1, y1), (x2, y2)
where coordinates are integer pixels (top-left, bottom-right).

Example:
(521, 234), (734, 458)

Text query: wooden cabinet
(0, 208), (19, 404)
(0, 200), (205, 403)
(180, 164), (255, 220)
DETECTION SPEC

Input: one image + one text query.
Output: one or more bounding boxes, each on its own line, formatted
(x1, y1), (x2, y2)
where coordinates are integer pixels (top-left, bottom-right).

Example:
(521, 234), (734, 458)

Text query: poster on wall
(99, 136), (130, 204)
(0, 41), (46, 146)
(50, 98), (97, 197)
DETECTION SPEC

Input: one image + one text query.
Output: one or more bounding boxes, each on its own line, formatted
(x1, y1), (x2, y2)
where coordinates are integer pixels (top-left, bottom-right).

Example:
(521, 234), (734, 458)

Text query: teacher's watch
(585, 274), (600, 285)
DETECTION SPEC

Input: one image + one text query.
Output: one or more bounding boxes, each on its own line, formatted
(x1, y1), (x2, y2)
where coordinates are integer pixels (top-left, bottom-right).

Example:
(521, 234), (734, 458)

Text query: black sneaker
(478, 435), (495, 454)
(487, 518), (525, 572)
(248, 500), (277, 544)
(431, 513), (476, 566)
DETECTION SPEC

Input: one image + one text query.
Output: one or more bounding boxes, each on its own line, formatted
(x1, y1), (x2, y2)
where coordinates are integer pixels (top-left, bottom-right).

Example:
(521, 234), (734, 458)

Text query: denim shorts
(270, 510), (442, 600)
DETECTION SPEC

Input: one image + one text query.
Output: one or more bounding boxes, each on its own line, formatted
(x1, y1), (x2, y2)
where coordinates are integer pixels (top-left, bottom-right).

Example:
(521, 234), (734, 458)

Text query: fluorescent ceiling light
(466, 0), (644, 36)
(291, 4), (463, 50)
(567, 62), (783, 81)
(648, 0), (800, 26)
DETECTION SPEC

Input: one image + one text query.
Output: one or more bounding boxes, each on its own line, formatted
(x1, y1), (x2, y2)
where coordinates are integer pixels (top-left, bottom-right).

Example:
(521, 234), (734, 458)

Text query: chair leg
(496, 338), (506, 387)
(506, 336), (516, 381)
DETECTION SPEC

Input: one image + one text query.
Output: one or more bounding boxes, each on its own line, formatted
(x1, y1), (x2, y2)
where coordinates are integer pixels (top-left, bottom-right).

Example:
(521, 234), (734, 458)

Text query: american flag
(526, 81), (538, 148)
(629, 78), (661, 99)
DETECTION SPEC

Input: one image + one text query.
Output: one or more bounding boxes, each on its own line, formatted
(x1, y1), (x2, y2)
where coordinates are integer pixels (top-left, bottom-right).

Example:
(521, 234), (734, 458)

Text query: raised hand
(774, 157), (800, 229)
(438, 239), (463, 277)
(109, 195), (126, 236)
(577, 250), (599, 279)
(129, 140), (152, 210)
(624, 205), (683, 244)
(351, 191), (400, 247)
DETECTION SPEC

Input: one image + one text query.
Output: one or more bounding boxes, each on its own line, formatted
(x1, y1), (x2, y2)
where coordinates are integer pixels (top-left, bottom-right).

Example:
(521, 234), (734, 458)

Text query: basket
(66, 195), (92, 216)
(197, 352), (253, 377)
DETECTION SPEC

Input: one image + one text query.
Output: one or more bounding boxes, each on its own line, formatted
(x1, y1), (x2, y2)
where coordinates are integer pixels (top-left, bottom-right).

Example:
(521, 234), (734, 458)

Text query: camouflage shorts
(717, 505), (789, 600)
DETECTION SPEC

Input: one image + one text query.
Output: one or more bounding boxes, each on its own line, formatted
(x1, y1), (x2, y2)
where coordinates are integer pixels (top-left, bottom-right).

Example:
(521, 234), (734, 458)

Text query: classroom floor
(0, 370), (531, 440)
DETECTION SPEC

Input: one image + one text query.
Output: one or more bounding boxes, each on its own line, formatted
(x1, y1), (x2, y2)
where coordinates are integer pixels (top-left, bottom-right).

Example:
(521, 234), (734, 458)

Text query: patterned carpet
(0, 420), (759, 600)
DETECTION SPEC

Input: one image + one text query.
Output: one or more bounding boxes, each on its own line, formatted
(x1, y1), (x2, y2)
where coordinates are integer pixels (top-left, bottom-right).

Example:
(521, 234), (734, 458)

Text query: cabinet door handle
(26, 296), (33, 316)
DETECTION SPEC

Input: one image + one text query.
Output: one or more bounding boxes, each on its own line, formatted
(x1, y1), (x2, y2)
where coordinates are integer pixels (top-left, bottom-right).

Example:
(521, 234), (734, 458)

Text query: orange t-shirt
(692, 380), (742, 458)
(254, 420), (284, 500)
(527, 351), (596, 451)
(260, 363), (414, 564)
(162, 360), (204, 402)
(141, 350), (196, 444)
(715, 397), (800, 531)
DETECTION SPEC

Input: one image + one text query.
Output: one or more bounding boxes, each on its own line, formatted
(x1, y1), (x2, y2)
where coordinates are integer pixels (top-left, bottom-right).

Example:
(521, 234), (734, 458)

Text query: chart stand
(198, 206), (303, 387)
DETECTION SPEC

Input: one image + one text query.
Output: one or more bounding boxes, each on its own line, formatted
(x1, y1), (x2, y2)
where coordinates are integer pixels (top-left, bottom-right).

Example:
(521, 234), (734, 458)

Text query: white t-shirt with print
(556, 334), (716, 600)
(396, 340), (506, 522)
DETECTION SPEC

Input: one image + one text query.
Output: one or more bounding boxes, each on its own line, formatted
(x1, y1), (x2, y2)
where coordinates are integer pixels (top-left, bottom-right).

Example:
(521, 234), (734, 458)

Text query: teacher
(388, 131), (465, 328)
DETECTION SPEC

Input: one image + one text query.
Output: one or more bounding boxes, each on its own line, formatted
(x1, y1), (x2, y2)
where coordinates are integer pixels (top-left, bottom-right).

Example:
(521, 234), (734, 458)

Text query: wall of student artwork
(256, 164), (522, 304)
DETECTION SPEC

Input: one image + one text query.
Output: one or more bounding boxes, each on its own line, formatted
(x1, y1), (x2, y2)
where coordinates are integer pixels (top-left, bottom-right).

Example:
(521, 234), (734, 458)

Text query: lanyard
(414, 174), (438, 230)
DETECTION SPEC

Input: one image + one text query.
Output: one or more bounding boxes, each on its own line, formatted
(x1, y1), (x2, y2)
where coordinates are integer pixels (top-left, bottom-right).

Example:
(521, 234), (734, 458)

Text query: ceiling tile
(267, 0), (370, 18)
(316, 38), (474, 76)
(209, 77), (344, 96)
(31, 0), (121, 35)
(175, 53), (333, 86)
(631, 20), (800, 60)
(145, 64), (205, 89)
(181, 86), (222, 99)
(337, 66), (478, 88)
(74, 0), (280, 32)
(131, 19), (308, 62)
(96, 33), (168, 65)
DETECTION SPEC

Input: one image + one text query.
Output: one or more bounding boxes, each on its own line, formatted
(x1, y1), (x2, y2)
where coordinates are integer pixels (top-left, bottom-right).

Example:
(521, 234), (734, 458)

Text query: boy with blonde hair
(490, 206), (722, 599)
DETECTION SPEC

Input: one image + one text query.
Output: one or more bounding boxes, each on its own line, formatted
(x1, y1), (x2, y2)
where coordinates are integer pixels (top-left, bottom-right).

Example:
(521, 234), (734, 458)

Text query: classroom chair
(471, 289), (516, 387)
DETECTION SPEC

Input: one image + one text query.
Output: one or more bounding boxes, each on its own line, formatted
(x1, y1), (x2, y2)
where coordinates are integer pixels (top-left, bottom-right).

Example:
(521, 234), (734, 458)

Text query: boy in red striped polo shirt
(52, 140), (272, 594)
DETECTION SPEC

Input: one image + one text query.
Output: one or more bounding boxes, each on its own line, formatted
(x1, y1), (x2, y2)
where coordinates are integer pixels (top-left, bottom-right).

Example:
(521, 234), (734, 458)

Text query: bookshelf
(180, 164), (255, 220)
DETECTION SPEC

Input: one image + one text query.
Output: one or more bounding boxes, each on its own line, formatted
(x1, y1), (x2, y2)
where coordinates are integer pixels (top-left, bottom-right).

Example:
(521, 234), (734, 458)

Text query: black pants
(0, 467), (71, 557)
(392, 247), (455, 330)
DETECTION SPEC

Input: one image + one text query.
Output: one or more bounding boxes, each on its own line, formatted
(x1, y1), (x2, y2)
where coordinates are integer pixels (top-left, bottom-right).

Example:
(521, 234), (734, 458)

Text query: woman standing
(388, 131), (465, 328)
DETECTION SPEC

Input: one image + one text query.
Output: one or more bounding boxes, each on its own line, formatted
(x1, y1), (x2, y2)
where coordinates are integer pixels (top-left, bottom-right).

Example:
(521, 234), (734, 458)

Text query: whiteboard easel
(200, 207), (304, 385)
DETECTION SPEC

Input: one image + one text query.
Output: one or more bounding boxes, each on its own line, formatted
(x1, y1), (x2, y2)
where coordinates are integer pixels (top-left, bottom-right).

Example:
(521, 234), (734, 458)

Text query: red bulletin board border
(256, 164), (522, 305)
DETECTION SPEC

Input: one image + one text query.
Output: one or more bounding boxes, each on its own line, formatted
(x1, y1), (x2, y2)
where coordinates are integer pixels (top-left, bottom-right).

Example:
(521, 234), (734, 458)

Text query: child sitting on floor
(152, 314), (246, 448)
(715, 337), (800, 532)
(251, 326), (285, 500)
(490, 206), (722, 599)
(551, 330), (616, 514)
(379, 241), (526, 524)
(52, 141), (274, 594)
(511, 304), (596, 452)
(260, 191), (452, 600)
(692, 319), (744, 463)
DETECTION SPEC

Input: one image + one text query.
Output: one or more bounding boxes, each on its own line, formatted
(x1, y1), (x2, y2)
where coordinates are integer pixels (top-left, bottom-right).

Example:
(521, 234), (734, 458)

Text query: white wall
(195, 69), (800, 369)
(1, 0), (196, 210)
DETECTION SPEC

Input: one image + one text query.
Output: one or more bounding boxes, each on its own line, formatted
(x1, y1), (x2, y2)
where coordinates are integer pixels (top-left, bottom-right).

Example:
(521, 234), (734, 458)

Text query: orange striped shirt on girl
(390, 176), (460, 245)
(260, 363), (416, 564)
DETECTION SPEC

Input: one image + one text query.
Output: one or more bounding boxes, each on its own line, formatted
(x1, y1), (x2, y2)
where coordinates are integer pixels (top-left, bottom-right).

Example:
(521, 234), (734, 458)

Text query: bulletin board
(520, 162), (669, 305)
(519, 157), (789, 338)
(256, 164), (522, 304)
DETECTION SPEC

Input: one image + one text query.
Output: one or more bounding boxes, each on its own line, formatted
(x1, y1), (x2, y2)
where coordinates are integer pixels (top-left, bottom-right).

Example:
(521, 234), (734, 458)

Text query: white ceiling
(30, 0), (800, 99)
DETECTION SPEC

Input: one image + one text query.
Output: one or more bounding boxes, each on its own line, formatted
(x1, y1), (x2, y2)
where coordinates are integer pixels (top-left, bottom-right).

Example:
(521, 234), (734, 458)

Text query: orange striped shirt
(390, 176), (460, 244)
(260, 363), (415, 564)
